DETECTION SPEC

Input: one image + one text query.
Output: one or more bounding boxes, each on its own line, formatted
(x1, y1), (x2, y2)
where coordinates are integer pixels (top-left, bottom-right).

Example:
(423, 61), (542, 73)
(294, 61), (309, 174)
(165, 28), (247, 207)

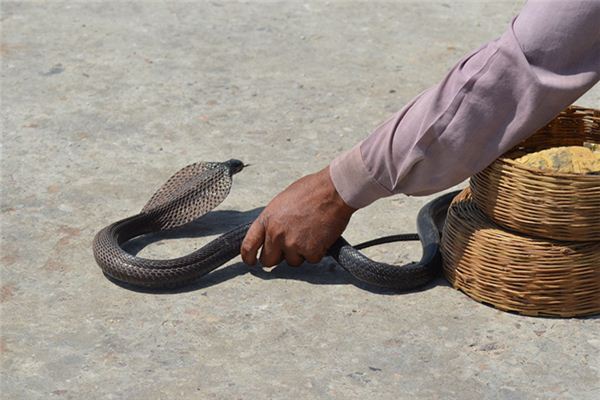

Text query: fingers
(240, 219), (266, 266)
(241, 218), (306, 268)
(259, 233), (283, 268)
(304, 249), (326, 264)
(241, 217), (288, 268)
(283, 249), (304, 267)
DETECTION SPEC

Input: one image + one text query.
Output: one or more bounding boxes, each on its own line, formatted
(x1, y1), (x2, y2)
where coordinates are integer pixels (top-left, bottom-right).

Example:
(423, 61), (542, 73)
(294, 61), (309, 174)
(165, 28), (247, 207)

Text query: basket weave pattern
(442, 106), (600, 317)
(470, 106), (600, 241)
(442, 189), (600, 318)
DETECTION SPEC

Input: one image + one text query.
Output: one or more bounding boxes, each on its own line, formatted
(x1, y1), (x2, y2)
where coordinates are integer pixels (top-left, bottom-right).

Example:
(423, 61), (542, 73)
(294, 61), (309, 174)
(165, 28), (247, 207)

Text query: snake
(93, 159), (458, 290)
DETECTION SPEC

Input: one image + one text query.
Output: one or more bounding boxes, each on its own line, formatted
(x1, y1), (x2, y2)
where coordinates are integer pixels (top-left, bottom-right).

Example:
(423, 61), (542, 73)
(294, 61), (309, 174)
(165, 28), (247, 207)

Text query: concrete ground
(1, 1), (599, 399)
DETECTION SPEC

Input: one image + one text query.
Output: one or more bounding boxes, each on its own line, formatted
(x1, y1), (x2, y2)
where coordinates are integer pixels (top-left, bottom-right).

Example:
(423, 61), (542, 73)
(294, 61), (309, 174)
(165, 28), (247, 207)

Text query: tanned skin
(241, 166), (356, 267)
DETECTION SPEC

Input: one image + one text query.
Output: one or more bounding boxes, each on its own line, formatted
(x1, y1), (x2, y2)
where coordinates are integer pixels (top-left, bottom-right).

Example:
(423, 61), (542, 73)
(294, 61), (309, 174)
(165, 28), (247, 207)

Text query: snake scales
(93, 160), (458, 290)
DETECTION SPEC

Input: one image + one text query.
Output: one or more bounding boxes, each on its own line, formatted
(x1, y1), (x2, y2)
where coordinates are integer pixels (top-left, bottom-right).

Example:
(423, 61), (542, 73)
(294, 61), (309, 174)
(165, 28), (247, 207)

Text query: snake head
(225, 159), (247, 175)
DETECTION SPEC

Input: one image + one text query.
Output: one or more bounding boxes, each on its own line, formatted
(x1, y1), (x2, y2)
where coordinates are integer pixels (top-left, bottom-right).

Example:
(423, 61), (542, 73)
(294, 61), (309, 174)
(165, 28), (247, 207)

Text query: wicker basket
(441, 188), (600, 318)
(470, 106), (600, 242)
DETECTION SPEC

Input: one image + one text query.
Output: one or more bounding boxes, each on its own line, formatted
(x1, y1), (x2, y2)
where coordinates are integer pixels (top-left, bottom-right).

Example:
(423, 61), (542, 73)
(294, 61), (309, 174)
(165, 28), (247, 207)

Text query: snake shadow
(112, 207), (449, 295)
(107, 258), (448, 296)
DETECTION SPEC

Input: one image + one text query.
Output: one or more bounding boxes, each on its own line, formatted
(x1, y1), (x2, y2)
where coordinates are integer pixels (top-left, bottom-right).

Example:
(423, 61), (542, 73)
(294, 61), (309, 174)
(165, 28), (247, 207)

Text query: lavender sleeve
(330, 0), (600, 209)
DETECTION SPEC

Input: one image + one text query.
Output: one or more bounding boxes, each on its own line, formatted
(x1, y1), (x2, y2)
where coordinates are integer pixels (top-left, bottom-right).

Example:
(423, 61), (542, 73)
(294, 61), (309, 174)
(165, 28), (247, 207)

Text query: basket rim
(489, 104), (600, 179)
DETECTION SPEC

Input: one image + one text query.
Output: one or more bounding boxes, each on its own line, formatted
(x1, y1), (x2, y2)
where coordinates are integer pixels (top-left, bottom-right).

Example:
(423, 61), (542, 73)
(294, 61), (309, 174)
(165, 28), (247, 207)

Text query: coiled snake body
(93, 160), (457, 290)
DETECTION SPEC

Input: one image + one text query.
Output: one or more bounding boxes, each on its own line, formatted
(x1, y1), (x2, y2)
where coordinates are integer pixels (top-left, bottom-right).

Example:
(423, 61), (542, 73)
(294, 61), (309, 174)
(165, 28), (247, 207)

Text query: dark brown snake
(93, 160), (458, 290)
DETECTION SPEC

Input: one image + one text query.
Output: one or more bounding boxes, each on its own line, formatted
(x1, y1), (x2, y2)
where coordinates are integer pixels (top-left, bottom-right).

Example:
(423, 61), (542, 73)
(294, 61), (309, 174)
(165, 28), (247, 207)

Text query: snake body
(93, 160), (458, 290)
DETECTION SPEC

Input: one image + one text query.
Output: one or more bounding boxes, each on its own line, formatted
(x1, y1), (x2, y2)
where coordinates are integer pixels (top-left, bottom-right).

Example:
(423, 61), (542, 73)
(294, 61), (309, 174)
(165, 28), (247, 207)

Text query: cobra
(93, 160), (458, 290)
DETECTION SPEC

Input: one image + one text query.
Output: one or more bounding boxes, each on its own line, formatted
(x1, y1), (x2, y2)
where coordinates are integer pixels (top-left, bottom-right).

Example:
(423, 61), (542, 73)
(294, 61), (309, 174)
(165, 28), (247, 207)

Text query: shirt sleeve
(330, 0), (600, 209)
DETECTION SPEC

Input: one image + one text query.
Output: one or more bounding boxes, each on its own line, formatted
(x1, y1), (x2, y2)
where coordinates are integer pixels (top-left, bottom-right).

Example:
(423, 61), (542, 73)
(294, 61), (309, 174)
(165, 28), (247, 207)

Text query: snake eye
(226, 159), (246, 175)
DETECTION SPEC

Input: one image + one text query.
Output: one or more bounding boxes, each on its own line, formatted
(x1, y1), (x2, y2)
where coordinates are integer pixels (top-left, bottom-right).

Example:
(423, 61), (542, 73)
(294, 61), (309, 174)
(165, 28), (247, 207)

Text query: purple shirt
(330, 0), (600, 209)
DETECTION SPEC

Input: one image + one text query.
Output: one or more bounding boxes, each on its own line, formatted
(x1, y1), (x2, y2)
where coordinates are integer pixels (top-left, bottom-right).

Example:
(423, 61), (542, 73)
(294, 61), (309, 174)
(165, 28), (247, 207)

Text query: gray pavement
(1, 1), (599, 399)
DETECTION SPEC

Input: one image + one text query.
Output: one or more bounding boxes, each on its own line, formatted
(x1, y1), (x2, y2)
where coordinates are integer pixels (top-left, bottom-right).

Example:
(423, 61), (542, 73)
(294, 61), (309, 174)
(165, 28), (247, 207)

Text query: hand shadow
(247, 259), (450, 295)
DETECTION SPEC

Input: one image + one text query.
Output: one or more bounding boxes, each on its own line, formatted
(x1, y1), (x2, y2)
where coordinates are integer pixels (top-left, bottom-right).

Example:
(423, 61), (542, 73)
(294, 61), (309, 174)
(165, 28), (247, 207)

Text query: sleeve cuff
(329, 143), (393, 209)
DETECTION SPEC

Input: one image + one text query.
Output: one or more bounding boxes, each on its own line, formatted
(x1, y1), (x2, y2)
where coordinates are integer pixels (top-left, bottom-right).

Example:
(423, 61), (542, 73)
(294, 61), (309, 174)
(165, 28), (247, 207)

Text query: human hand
(240, 166), (356, 267)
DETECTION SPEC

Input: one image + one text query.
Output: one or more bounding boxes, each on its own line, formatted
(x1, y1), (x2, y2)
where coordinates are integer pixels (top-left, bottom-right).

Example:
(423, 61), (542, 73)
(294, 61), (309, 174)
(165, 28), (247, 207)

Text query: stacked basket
(441, 106), (600, 317)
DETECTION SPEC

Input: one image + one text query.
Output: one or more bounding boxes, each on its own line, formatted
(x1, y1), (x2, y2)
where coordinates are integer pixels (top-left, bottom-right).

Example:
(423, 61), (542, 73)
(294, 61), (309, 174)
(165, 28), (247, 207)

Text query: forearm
(330, 0), (600, 209)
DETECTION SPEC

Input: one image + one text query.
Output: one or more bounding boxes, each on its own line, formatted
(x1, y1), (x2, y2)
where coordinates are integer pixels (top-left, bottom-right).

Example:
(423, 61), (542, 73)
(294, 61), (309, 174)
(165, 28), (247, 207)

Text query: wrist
(321, 166), (357, 216)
